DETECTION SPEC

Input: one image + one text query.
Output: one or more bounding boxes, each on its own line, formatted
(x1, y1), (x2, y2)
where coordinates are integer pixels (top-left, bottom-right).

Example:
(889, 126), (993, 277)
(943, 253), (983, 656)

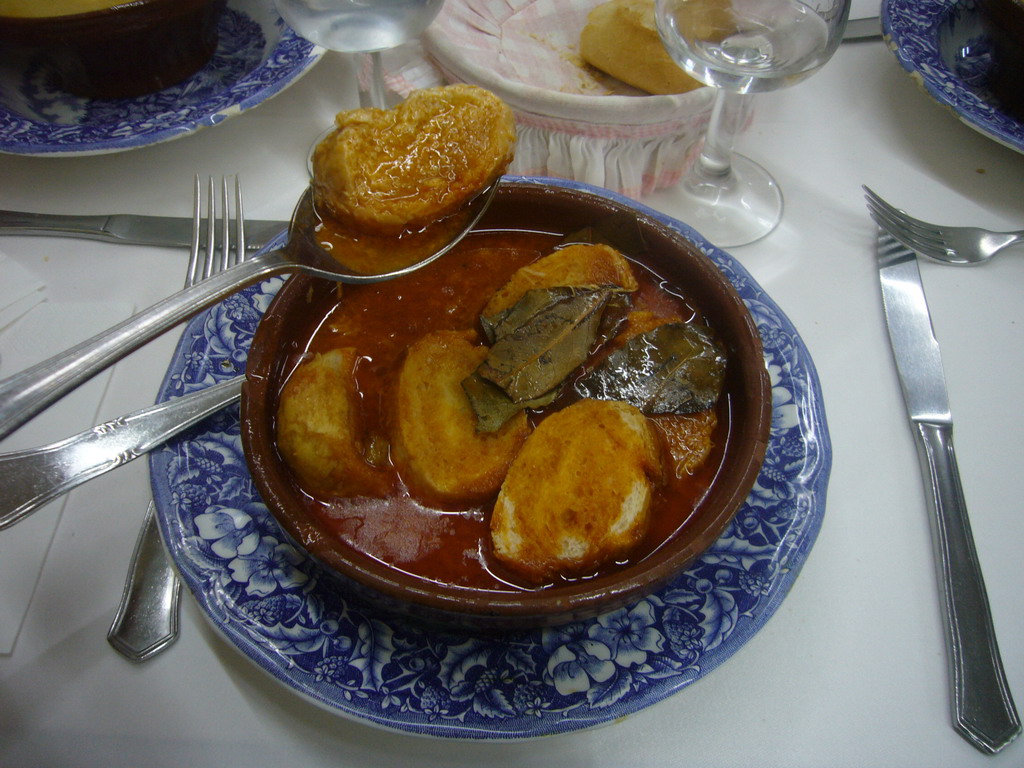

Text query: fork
(106, 176), (246, 662)
(863, 186), (1024, 266)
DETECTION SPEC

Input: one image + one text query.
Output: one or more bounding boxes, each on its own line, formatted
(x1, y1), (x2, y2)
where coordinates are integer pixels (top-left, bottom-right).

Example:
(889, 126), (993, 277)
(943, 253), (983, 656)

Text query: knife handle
(107, 503), (181, 662)
(0, 377), (243, 531)
(913, 421), (1021, 754)
(0, 209), (118, 240)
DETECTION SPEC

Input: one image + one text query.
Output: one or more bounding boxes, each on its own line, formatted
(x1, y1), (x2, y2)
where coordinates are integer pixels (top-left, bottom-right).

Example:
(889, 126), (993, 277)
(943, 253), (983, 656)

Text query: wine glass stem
(693, 89), (752, 182)
(368, 51), (387, 109)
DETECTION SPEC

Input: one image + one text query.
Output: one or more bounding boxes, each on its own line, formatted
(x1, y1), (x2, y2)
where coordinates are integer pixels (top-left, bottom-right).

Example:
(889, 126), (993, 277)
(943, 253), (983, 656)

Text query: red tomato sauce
(277, 229), (730, 591)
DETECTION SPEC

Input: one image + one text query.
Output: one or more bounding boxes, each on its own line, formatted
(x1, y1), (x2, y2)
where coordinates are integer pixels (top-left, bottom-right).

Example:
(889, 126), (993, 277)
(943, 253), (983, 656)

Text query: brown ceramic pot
(241, 179), (772, 630)
(0, 0), (226, 99)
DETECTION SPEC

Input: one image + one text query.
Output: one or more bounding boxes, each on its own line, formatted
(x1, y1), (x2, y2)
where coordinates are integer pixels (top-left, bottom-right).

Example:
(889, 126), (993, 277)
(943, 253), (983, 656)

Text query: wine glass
(275, 0), (446, 109)
(655, 0), (850, 246)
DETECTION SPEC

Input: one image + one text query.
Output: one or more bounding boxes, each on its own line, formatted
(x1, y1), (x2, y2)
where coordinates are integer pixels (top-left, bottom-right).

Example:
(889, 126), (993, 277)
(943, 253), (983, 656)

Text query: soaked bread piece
(482, 243), (638, 318)
(650, 410), (717, 477)
(580, 0), (703, 95)
(392, 330), (530, 505)
(490, 398), (662, 583)
(276, 348), (392, 498)
(613, 308), (673, 339)
(312, 84), (516, 236)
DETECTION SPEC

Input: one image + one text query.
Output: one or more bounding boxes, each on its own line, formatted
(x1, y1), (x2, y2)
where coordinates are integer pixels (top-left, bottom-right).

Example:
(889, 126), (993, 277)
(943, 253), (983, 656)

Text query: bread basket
(379, 0), (720, 198)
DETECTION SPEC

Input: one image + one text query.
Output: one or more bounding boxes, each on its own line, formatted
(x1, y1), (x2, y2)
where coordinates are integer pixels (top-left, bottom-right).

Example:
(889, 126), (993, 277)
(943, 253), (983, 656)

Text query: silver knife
(0, 209), (285, 251)
(842, 15), (880, 41)
(876, 229), (1021, 754)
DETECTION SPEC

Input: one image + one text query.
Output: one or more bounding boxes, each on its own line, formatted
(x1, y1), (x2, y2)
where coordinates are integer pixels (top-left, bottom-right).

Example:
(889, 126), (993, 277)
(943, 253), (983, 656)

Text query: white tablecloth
(1, 37), (1022, 768)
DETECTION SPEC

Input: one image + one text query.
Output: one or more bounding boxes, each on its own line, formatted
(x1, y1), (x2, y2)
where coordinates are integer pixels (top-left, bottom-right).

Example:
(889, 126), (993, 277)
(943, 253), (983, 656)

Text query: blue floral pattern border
(0, 0), (323, 156)
(148, 177), (832, 739)
(883, 0), (1024, 154)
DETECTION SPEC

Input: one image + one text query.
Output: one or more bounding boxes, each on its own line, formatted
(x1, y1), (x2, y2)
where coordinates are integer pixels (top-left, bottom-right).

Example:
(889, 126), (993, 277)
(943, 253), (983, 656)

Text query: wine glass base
(670, 153), (783, 248)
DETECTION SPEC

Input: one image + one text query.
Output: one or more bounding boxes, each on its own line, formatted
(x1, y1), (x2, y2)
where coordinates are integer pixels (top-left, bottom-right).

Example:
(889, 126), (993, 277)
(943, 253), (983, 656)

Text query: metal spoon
(0, 183), (498, 448)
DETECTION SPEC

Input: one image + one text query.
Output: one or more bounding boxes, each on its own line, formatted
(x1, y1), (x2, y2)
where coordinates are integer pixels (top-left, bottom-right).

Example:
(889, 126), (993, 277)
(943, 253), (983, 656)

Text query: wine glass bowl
(658, 0), (843, 92)
(275, 0), (445, 54)
(655, 0), (850, 246)
(275, 0), (446, 107)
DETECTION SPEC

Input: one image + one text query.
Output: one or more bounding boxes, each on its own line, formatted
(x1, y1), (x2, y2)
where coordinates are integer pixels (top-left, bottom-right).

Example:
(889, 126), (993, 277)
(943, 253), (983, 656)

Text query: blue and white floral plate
(0, 0), (323, 156)
(883, 0), (1024, 154)
(149, 177), (832, 740)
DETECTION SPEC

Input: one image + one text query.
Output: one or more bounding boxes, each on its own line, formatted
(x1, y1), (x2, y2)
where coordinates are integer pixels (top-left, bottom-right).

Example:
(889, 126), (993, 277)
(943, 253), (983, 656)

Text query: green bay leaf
(476, 286), (617, 403)
(575, 322), (726, 414)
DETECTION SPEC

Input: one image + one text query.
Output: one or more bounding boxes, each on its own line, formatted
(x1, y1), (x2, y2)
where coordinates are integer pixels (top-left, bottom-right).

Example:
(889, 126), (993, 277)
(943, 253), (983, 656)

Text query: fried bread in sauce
(276, 349), (392, 498)
(391, 330), (530, 505)
(482, 243), (639, 317)
(490, 398), (663, 584)
(651, 410), (718, 477)
(311, 84), (516, 237)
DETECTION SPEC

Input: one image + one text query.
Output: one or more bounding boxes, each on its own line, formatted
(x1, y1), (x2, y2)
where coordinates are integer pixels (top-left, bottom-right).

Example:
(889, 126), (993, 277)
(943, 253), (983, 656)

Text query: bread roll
(579, 0), (703, 95)
(312, 84), (515, 236)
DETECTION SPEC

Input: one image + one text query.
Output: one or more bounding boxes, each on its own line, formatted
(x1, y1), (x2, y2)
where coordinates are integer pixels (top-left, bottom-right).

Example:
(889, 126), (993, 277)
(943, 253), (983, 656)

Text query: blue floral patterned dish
(149, 177), (832, 740)
(0, 0), (323, 156)
(883, 0), (1024, 154)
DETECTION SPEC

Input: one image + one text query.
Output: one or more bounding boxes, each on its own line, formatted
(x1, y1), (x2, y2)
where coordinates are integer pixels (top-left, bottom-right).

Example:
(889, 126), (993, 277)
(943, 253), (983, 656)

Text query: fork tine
(185, 174), (202, 290)
(866, 200), (948, 253)
(863, 187), (952, 257)
(863, 187), (922, 227)
(866, 207), (930, 253)
(234, 175), (246, 267)
(186, 175), (245, 289)
(865, 199), (917, 239)
(203, 176), (216, 281)
(864, 198), (917, 240)
(863, 188), (917, 230)
(863, 186), (915, 223)
(867, 200), (947, 243)
(219, 176), (231, 275)
(864, 186), (947, 238)
(867, 207), (956, 264)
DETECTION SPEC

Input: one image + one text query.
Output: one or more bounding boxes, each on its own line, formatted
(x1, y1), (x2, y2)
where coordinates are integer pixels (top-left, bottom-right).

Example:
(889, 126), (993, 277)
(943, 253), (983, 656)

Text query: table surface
(2, 35), (1023, 768)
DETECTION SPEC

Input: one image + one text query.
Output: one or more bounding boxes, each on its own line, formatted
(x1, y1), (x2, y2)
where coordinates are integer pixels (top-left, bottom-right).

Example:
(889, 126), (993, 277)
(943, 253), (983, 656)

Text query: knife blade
(876, 229), (1021, 754)
(842, 15), (880, 40)
(0, 209), (286, 251)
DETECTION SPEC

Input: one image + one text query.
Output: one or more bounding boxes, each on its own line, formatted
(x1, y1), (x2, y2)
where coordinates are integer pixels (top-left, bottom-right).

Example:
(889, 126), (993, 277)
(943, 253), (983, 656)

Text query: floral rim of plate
(882, 0), (1024, 154)
(148, 176), (832, 740)
(0, 1), (323, 156)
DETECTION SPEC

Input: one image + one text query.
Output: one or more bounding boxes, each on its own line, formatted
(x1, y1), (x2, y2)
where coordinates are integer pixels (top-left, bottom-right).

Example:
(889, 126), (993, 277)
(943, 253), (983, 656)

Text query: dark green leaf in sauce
(461, 372), (558, 433)
(474, 285), (625, 403)
(575, 322), (726, 414)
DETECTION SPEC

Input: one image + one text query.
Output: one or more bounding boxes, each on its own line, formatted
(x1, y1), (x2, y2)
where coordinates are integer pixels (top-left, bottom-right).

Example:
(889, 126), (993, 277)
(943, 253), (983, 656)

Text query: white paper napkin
(0, 297), (133, 654)
(0, 253), (46, 334)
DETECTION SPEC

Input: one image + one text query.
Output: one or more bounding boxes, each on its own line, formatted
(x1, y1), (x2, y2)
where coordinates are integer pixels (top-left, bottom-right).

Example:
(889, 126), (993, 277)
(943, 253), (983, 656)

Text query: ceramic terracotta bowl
(977, 0), (1024, 119)
(0, 0), (226, 99)
(241, 179), (771, 630)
